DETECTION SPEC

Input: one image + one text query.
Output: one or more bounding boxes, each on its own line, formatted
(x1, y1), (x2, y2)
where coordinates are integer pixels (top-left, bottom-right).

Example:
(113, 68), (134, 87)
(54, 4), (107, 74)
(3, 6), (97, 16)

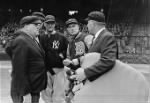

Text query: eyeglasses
(31, 23), (42, 26)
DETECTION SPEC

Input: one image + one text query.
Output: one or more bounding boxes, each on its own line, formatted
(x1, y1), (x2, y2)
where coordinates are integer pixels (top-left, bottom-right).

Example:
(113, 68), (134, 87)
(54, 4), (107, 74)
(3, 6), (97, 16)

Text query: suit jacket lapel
(21, 32), (45, 57)
(33, 38), (44, 52)
(91, 29), (106, 47)
(36, 40), (45, 56)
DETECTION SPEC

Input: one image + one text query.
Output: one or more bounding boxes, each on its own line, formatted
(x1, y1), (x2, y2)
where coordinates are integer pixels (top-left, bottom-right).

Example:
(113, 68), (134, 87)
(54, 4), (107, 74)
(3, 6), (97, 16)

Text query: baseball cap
(45, 15), (55, 23)
(65, 18), (78, 26)
(32, 11), (45, 21)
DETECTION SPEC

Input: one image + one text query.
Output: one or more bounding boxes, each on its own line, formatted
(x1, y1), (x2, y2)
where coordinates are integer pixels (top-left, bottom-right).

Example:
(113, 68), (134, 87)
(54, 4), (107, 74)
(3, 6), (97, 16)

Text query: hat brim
(38, 17), (45, 21)
(45, 20), (55, 23)
(20, 16), (40, 25)
(66, 22), (78, 26)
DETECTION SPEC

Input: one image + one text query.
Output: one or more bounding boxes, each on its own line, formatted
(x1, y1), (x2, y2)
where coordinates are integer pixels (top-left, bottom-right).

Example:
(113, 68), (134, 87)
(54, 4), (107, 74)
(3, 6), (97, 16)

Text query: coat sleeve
(59, 36), (68, 59)
(84, 34), (117, 81)
(62, 36), (69, 59)
(5, 40), (13, 58)
(5, 32), (20, 58)
(11, 38), (31, 92)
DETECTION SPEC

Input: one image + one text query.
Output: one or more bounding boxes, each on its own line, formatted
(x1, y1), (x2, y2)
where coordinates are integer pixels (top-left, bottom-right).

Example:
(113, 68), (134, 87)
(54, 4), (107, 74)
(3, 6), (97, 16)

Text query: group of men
(5, 11), (118, 103)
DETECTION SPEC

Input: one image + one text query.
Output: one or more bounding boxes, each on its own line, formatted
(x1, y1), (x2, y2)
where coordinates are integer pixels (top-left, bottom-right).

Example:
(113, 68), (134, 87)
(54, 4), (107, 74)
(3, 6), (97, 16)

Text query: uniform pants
(41, 68), (69, 103)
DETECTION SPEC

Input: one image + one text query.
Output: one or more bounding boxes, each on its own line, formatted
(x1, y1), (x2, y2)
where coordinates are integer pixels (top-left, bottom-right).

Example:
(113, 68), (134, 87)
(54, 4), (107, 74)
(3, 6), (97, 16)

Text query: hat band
(88, 16), (105, 23)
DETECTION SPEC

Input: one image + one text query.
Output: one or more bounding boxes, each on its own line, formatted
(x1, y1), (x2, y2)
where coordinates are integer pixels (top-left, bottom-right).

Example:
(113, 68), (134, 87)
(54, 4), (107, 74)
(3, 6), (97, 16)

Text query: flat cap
(65, 18), (78, 26)
(32, 11), (45, 21)
(86, 11), (105, 23)
(45, 15), (55, 22)
(20, 16), (41, 25)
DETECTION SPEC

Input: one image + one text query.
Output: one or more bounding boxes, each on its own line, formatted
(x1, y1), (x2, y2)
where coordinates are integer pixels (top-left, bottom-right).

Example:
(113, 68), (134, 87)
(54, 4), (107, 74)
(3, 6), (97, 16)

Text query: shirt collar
(75, 32), (82, 40)
(94, 27), (105, 40)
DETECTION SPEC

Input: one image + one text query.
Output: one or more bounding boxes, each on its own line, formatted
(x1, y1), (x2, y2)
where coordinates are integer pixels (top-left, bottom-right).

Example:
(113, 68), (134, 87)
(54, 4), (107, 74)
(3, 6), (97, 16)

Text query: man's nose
(37, 25), (41, 30)
(71, 29), (74, 31)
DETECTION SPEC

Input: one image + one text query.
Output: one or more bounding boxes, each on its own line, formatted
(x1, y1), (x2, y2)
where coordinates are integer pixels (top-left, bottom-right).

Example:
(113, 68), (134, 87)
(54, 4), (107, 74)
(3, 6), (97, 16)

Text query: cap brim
(38, 17), (45, 21)
(66, 22), (78, 26)
(45, 20), (55, 23)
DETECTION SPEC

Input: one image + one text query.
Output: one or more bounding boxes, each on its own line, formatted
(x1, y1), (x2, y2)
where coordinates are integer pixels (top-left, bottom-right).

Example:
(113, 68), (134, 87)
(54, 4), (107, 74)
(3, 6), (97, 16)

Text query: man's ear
(79, 26), (81, 31)
(77, 24), (81, 31)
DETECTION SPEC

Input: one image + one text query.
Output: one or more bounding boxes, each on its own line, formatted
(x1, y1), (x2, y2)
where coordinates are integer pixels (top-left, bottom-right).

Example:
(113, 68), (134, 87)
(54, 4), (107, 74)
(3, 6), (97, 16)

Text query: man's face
(87, 20), (94, 35)
(67, 23), (80, 36)
(28, 20), (42, 37)
(44, 21), (55, 32)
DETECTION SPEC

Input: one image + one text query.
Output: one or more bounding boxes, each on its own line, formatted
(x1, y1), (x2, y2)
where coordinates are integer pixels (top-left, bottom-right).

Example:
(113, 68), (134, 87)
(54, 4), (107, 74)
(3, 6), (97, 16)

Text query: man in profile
(71, 11), (117, 82)
(5, 15), (47, 103)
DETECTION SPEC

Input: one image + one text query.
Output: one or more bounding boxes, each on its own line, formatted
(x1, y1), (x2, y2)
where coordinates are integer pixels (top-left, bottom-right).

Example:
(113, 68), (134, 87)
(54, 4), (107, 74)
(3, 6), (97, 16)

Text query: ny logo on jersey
(52, 40), (60, 49)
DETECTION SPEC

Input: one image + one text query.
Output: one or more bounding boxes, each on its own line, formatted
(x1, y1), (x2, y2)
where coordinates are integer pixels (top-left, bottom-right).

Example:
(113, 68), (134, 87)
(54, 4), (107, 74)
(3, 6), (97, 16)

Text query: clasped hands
(63, 59), (86, 81)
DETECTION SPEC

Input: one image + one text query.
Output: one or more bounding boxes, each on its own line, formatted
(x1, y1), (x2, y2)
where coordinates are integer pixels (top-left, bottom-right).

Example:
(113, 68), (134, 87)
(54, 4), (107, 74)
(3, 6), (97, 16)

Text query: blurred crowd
(0, 21), (128, 45)
(0, 22), (20, 47)
(0, 20), (150, 54)
(0, 21), (65, 47)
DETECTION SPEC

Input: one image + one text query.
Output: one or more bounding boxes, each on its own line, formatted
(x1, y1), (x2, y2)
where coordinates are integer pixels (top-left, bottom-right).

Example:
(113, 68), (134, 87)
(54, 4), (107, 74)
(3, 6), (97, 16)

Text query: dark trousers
(11, 92), (40, 103)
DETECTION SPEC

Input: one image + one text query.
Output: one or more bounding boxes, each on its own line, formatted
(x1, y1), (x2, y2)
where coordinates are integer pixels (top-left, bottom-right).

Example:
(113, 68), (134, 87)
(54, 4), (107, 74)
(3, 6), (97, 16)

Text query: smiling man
(63, 18), (93, 69)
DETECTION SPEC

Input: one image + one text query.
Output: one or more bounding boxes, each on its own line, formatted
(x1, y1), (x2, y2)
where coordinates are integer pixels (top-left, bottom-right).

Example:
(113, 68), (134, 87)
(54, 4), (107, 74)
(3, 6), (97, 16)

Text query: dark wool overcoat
(5, 31), (47, 96)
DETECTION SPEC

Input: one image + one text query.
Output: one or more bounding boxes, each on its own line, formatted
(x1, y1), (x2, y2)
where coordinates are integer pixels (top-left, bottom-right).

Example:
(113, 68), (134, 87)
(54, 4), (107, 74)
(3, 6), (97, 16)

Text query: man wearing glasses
(39, 15), (68, 103)
(31, 11), (46, 35)
(5, 16), (47, 103)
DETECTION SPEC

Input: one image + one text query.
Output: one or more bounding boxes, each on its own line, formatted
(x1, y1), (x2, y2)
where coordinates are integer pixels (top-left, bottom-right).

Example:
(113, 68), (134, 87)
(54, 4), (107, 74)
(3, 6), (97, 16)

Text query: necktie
(33, 37), (41, 48)
(33, 37), (45, 56)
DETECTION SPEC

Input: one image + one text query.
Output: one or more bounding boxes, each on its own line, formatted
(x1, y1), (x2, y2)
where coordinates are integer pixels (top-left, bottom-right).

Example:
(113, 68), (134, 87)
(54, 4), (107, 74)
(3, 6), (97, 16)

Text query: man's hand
(63, 59), (72, 66)
(59, 53), (64, 59)
(72, 59), (79, 66)
(70, 68), (86, 81)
